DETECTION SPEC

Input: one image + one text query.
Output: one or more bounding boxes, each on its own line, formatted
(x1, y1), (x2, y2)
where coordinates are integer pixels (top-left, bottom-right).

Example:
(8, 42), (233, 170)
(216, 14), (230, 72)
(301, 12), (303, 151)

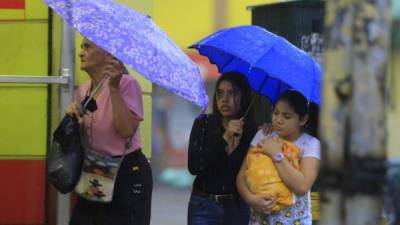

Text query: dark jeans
(70, 150), (153, 225)
(188, 194), (250, 225)
(385, 161), (400, 225)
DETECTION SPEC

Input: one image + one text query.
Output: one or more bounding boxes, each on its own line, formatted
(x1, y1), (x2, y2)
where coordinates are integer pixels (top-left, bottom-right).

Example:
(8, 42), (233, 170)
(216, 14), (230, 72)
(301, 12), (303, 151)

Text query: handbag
(74, 140), (131, 203)
(47, 76), (107, 194)
(47, 115), (84, 193)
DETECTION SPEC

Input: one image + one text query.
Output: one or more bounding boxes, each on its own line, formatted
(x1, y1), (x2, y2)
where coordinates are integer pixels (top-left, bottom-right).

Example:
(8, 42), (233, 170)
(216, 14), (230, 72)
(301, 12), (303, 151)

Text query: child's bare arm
(260, 137), (320, 195)
(274, 156), (320, 195)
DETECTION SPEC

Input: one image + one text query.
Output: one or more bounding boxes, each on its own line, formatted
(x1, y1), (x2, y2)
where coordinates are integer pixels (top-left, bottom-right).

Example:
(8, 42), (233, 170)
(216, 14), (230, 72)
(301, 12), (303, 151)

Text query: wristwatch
(272, 152), (284, 163)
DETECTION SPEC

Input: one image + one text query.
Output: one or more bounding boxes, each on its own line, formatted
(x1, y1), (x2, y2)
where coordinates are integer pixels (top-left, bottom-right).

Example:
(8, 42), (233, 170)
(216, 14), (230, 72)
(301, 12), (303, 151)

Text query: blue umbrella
(190, 25), (322, 105)
(44, 0), (208, 109)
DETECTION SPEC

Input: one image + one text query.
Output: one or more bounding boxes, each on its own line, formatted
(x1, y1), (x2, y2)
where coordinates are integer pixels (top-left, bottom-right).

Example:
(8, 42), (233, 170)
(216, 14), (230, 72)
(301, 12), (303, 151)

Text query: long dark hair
(211, 72), (253, 126)
(276, 90), (319, 137)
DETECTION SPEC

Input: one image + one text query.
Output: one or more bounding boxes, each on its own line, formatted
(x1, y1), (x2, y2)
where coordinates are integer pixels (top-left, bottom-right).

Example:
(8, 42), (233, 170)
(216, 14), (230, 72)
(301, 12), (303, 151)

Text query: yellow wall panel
(154, 0), (215, 49)
(0, 23), (48, 75)
(0, 84), (47, 156)
(0, 0), (48, 20)
(50, 13), (63, 133)
(153, 0), (280, 49)
(0, 9), (24, 20)
(0, 23), (48, 157)
(388, 50), (400, 158)
(74, 33), (86, 85)
(141, 95), (152, 157)
(226, 0), (282, 27)
(25, 0), (48, 20)
(115, 0), (154, 15)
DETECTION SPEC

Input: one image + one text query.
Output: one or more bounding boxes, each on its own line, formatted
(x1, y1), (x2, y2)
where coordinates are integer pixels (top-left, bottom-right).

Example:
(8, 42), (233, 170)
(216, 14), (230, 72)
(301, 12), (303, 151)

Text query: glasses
(216, 90), (241, 99)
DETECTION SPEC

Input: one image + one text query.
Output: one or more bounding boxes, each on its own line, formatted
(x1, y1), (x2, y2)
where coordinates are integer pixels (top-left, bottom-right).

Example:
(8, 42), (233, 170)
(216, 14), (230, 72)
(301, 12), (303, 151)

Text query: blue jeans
(187, 194), (250, 225)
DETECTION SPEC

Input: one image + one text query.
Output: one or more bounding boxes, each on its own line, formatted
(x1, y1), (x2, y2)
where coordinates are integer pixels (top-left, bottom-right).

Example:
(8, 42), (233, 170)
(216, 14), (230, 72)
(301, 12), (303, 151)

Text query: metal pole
(56, 20), (75, 225)
(0, 75), (68, 84)
(320, 0), (390, 223)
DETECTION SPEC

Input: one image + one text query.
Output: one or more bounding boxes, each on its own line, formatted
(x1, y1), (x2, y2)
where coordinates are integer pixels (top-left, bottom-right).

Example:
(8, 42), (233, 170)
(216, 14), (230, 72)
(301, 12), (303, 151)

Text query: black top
(188, 114), (258, 196)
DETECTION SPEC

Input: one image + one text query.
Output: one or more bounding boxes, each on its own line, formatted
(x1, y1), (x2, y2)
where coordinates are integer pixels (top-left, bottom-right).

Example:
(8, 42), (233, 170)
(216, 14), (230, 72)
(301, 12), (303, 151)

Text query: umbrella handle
(79, 75), (109, 116)
(231, 93), (258, 138)
(233, 117), (245, 137)
(241, 75), (268, 120)
(242, 95), (258, 119)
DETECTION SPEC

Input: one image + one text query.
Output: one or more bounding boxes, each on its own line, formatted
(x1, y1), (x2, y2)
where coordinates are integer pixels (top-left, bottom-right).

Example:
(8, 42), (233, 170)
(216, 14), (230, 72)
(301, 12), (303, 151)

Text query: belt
(192, 189), (236, 205)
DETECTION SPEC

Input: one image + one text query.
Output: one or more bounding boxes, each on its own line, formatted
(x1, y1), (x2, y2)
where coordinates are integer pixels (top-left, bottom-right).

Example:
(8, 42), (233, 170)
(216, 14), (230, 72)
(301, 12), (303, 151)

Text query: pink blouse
(74, 75), (144, 156)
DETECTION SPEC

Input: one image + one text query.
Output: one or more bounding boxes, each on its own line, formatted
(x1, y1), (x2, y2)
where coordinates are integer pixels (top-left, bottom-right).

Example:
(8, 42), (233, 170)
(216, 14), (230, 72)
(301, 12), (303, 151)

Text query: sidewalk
(151, 183), (191, 225)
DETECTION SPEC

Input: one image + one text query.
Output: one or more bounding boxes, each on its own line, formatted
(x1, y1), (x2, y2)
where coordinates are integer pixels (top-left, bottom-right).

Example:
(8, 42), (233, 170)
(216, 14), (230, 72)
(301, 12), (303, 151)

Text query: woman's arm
(259, 137), (320, 195)
(188, 116), (227, 175)
(188, 118), (204, 175)
(105, 58), (141, 138)
(109, 88), (140, 138)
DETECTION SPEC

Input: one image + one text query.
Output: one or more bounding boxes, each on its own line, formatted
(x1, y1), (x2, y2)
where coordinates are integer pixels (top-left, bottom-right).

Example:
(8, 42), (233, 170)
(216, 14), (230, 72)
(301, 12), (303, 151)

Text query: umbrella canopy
(45, 0), (208, 109)
(190, 25), (322, 105)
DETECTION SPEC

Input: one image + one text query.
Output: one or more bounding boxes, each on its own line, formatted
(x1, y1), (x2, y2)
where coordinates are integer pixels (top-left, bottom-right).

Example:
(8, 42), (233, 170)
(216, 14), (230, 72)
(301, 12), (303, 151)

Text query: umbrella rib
(218, 55), (236, 72)
(197, 45), (244, 73)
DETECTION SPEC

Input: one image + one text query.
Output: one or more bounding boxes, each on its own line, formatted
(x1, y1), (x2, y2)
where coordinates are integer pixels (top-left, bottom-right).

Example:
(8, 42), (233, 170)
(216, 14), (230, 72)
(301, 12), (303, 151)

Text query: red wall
(0, 160), (45, 225)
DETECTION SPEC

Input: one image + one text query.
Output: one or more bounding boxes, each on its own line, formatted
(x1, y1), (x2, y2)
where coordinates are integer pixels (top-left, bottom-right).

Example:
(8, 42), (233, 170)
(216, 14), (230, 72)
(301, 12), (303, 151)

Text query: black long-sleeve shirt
(188, 114), (258, 195)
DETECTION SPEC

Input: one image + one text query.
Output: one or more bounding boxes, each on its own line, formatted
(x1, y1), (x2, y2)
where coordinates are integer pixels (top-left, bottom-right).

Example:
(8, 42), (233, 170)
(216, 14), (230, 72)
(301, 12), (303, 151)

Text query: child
(237, 90), (321, 225)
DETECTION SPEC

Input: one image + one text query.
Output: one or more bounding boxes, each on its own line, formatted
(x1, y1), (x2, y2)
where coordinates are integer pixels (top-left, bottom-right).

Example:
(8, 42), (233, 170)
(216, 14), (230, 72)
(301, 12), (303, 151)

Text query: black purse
(47, 76), (107, 193)
(47, 114), (84, 193)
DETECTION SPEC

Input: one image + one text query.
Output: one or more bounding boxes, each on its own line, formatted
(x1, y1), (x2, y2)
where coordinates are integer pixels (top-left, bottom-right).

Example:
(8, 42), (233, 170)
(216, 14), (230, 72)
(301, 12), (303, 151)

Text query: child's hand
(249, 194), (276, 215)
(259, 136), (283, 157)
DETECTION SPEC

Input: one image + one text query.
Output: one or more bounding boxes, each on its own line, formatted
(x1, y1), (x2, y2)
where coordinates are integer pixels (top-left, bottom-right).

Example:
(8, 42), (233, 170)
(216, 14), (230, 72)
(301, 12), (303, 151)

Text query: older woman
(66, 37), (152, 225)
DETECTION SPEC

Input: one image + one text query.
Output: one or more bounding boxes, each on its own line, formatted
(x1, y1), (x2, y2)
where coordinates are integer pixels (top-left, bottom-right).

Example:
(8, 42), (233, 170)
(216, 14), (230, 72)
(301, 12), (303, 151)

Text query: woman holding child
(237, 90), (321, 225)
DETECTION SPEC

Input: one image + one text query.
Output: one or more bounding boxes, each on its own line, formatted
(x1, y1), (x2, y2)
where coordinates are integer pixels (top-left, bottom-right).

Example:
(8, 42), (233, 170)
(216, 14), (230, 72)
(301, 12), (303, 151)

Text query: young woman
(187, 72), (258, 225)
(237, 90), (320, 225)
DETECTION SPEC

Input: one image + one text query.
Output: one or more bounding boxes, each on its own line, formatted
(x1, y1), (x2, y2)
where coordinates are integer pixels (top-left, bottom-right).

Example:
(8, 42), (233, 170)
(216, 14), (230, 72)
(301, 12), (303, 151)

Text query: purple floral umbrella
(44, 0), (208, 109)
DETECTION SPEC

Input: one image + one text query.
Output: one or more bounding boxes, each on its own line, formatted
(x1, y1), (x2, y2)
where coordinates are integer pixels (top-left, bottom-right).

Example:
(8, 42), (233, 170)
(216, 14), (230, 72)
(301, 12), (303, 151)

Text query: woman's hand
(259, 123), (273, 136)
(259, 136), (283, 157)
(104, 56), (125, 91)
(223, 119), (244, 141)
(223, 119), (244, 154)
(249, 194), (276, 215)
(65, 102), (80, 120)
